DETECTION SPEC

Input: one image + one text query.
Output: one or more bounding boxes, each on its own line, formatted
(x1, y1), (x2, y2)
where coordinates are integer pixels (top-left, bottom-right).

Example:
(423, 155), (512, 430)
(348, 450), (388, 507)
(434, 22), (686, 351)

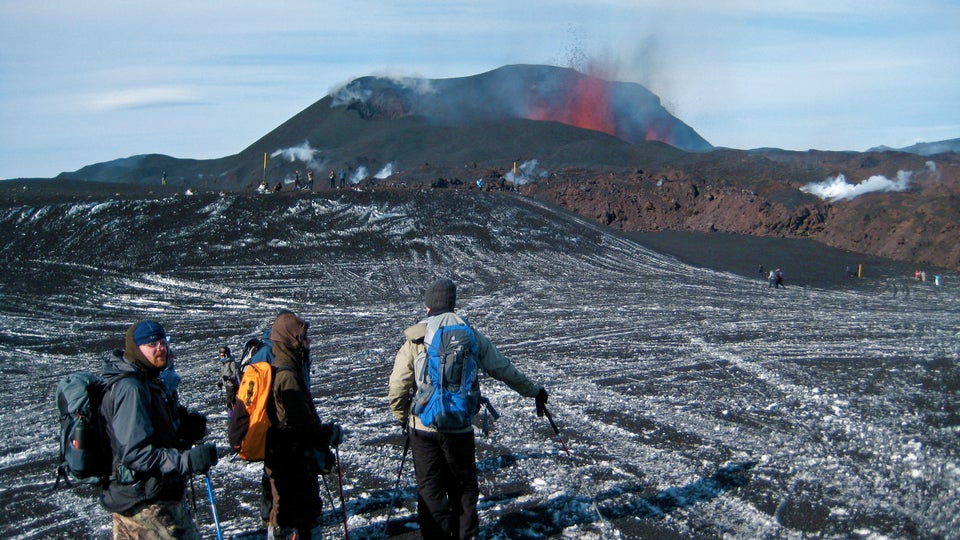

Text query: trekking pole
(479, 396), (501, 436)
(189, 474), (198, 513)
(382, 432), (411, 537)
(393, 433), (411, 503)
(204, 474), (224, 540)
(335, 447), (349, 539)
(542, 406), (572, 457)
(321, 475), (339, 527)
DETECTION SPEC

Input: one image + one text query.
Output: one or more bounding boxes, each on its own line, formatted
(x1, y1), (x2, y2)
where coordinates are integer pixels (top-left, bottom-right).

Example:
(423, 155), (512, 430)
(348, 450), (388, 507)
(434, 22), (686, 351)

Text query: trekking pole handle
(480, 397), (501, 420)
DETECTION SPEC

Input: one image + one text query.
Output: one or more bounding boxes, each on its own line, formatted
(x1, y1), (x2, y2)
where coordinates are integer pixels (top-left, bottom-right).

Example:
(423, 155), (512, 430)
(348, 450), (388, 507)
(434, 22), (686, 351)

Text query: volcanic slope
(57, 64), (704, 188)
(0, 189), (957, 539)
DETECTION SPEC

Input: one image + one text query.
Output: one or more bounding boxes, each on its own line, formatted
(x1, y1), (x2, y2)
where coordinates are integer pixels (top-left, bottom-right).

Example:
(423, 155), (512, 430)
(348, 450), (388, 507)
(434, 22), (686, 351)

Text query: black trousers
(409, 428), (479, 539)
(264, 461), (322, 533)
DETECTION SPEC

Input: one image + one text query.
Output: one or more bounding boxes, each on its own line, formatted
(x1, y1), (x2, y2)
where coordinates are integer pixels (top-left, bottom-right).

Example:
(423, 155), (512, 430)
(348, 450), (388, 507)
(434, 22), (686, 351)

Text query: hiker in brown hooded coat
(263, 312), (344, 539)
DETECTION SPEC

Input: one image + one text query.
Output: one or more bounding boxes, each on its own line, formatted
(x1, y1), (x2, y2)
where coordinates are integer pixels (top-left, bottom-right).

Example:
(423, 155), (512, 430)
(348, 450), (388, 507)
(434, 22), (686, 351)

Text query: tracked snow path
(1, 190), (957, 539)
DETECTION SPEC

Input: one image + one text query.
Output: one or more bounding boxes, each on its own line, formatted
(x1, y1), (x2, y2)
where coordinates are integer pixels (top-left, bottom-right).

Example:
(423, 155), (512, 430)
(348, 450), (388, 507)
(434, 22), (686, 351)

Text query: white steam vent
(800, 170), (912, 202)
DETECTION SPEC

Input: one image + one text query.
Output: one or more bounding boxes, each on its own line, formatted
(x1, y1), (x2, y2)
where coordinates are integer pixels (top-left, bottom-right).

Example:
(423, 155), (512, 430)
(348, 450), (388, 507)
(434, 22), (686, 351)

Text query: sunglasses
(142, 339), (168, 349)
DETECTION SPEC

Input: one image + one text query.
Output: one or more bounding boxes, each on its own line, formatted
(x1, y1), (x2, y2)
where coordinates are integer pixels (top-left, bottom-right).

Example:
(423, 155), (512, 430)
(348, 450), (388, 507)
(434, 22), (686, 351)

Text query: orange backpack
(228, 362), (275, 461)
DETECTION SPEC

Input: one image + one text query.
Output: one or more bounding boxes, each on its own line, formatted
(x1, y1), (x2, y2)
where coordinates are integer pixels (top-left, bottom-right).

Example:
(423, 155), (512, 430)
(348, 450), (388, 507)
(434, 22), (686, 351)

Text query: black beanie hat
(425, 278), (457, 311)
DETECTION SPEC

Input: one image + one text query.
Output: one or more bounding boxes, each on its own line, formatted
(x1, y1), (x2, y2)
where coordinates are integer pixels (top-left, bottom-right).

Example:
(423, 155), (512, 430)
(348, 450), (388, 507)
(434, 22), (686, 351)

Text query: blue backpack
(413, 316), (480, 431)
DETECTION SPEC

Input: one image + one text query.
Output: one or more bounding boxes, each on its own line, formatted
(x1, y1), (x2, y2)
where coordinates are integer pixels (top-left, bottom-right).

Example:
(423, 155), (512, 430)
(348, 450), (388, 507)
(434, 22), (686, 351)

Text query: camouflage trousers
(112, 499), (201, 539)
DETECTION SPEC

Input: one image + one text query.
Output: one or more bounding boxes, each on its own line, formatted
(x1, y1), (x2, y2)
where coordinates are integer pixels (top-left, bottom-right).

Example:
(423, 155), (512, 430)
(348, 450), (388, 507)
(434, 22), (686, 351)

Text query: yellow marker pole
(858, 264), (862, 278)
(513, 161), (517, 177)
(262, 152), (267, 184)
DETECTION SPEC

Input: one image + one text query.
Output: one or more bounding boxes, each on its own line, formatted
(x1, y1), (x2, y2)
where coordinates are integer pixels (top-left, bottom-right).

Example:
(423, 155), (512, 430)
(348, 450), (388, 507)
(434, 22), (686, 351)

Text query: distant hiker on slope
(238, 337), (265, 372)
(218, 346), (240, 416)
(100, 320), (217, 539)
(263, 311), (344, 539)
(774, 268), (786, 289)
(387, 278), (549, 539)
(768, 269), (776, 288)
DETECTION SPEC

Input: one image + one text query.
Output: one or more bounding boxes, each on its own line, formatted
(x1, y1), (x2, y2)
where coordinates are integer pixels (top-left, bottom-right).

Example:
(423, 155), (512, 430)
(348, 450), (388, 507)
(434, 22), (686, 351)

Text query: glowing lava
(527, 73), (617, 137)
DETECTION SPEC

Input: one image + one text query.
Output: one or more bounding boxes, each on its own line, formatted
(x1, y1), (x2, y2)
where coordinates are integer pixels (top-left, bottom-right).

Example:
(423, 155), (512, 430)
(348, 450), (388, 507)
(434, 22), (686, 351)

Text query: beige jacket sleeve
(387, 323), (425, 424)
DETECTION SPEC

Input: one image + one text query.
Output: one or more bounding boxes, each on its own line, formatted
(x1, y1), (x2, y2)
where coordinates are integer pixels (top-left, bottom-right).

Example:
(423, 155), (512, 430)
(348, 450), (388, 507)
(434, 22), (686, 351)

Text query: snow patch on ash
(0, 189), (957, 539)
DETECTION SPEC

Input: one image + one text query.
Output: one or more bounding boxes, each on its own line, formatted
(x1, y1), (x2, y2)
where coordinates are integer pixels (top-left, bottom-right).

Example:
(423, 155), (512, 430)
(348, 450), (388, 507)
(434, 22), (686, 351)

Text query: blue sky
(1, 1), (958, 179)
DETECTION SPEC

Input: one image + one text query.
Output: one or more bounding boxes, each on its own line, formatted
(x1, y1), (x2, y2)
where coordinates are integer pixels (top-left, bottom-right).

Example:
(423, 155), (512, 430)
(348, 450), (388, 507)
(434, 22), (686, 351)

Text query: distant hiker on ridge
(388, 278), (549, 539)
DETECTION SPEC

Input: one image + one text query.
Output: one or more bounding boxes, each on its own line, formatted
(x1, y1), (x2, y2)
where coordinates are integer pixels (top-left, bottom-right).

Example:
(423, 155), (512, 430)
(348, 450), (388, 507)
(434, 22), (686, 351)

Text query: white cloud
(88, 87), (204, 111)
(1, 0), (958, 178)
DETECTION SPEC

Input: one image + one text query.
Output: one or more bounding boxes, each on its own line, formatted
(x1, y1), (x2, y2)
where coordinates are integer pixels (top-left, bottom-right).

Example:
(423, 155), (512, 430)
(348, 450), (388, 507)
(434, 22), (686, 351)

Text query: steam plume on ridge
(374, 163), (395, 179)
(504, 159), (548, 186)
(801, 171), (912, 202)
(271, 141), (322, 171)
(350, 166), (369, 184)
(330, 75), (435, 108)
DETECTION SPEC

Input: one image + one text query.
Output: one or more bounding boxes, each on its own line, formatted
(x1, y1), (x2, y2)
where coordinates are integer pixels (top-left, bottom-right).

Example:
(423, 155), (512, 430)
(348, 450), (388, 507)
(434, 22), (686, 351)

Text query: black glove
(327, 423), (344, 447)
(314, 447), (335, 475)
(535, 387), (549, 418)
(398, 419), (409, 436)
(187, 443), (218, 474)
(217, 381), (223, 389)
(179, 410), (207, 445)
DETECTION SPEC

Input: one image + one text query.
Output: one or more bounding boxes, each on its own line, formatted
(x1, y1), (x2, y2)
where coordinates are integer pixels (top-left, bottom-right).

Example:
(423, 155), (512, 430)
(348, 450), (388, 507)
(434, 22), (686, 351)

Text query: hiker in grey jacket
(387, 278), (549, 539)
(218, 345), (240, 414)
(100, 320), (217, 539)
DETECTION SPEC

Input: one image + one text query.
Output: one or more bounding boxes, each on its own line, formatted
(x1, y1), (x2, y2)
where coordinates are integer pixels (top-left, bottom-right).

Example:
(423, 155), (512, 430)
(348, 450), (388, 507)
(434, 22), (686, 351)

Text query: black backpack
(54, 371), (128, 488)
